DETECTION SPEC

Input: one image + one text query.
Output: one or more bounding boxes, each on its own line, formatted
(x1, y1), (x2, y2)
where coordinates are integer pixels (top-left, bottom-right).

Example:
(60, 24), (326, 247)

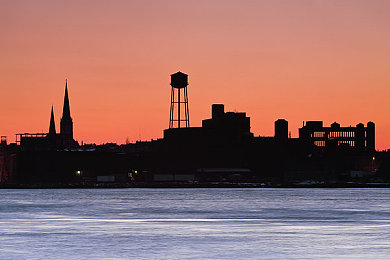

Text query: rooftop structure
(169, 72), (190, 129)
(299, 121), (375, 152)
(202, 104), (253, 144)
(275, 119), (288, 141)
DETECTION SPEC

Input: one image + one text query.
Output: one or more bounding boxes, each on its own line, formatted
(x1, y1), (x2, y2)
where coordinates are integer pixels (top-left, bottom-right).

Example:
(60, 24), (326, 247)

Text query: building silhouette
(16, 80), (78, 150)
(60, 80), (74, 147)
(275, 119), (288, 141)
(1, 72), (389, 186)
(299, 121), (375, 152)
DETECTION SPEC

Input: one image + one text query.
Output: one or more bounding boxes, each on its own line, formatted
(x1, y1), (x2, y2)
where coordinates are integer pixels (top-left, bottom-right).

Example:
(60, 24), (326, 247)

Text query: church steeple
(49, 105), (56, 135)
(62, 79), (71, 118)
(60, 79), (73, 145)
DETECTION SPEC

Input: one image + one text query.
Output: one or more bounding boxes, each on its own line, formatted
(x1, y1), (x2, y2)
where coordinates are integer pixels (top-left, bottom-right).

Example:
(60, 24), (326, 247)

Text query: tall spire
(49, 105), (56, 135)
(60, 79), (74, 145)
(62, 79), (71, 118)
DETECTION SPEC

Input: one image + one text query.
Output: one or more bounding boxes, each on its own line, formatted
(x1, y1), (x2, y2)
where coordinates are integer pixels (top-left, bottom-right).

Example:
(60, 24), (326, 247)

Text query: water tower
(169, 71), (190, 128)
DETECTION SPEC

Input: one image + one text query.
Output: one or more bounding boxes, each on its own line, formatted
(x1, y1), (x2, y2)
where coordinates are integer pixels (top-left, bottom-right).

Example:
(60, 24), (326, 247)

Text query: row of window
(314, 140), (356, 147)
(311, 131), (365, 138)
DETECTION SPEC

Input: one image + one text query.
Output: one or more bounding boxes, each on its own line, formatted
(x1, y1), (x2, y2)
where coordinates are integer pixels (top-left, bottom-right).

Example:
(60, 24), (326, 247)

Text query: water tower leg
(178, 88), (181, 128)
(184, 87), (189, 127)
(169, 87), (174, 128)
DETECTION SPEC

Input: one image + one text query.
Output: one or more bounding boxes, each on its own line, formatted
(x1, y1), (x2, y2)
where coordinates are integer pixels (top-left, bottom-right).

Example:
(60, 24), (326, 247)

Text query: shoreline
(1, 182), (390, 189)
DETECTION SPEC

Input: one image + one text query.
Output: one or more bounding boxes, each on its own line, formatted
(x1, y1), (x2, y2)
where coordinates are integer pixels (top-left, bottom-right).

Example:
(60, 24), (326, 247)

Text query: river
(0, 188), (389, 259)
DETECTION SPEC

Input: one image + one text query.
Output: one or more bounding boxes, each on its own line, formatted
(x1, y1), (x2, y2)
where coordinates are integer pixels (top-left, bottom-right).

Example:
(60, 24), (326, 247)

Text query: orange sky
(1, 1), (390, 149)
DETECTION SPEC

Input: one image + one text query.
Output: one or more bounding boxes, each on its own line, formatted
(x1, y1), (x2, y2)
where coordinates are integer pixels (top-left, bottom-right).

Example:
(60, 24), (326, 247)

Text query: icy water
(0, 189), (390, 260)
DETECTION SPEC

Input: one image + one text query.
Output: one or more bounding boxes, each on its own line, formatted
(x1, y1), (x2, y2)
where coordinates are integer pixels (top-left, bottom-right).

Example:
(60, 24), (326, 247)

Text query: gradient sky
(1, 0), (389, 149)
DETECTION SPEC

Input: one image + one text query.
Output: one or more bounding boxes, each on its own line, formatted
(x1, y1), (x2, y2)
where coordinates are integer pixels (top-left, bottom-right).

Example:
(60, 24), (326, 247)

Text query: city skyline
(1, 1), (389, 149)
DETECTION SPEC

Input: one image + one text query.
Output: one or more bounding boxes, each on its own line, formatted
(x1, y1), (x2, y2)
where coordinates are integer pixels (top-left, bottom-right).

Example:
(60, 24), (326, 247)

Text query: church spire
(49, 105), (56, 135)
(62, 79), (71, 118)
(60, 79), (74, 145)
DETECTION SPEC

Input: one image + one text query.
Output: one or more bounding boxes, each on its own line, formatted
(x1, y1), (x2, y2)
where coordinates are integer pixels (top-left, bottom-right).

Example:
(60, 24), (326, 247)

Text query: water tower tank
(170, 72), (188, 89)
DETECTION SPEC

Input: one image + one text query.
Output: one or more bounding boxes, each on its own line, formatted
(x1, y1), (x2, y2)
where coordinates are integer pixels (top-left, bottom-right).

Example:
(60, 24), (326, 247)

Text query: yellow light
(76, 170), (82, 176)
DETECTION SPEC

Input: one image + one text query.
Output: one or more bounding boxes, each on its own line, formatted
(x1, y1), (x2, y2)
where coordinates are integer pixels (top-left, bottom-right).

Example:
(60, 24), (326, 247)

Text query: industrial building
(299, 121), (375, 152)
(1, 72), (388, 186)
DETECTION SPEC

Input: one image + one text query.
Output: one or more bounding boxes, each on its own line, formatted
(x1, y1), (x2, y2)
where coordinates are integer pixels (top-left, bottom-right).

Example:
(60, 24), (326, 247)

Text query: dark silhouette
(15, 80), (78, 151)
(49, 106), (56, 136)
(169, 72), (189, 128)
(60, 80), (74, 147)
(299, 121), (375, 152)
(1, 72), (390, 187)
(275, 119), (288, 141)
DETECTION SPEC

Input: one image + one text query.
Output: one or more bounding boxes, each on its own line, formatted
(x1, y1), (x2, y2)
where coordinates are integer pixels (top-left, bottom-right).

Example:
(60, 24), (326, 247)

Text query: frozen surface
(0, 188), (390, 259)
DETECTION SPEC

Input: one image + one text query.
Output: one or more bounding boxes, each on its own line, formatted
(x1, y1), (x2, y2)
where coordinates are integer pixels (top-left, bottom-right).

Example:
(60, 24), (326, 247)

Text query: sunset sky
(1, 1), (389, 149)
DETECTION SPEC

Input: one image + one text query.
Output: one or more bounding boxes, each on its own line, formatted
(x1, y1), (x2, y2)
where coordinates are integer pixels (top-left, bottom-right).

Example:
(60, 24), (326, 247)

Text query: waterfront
(0, 188), (390, 259)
